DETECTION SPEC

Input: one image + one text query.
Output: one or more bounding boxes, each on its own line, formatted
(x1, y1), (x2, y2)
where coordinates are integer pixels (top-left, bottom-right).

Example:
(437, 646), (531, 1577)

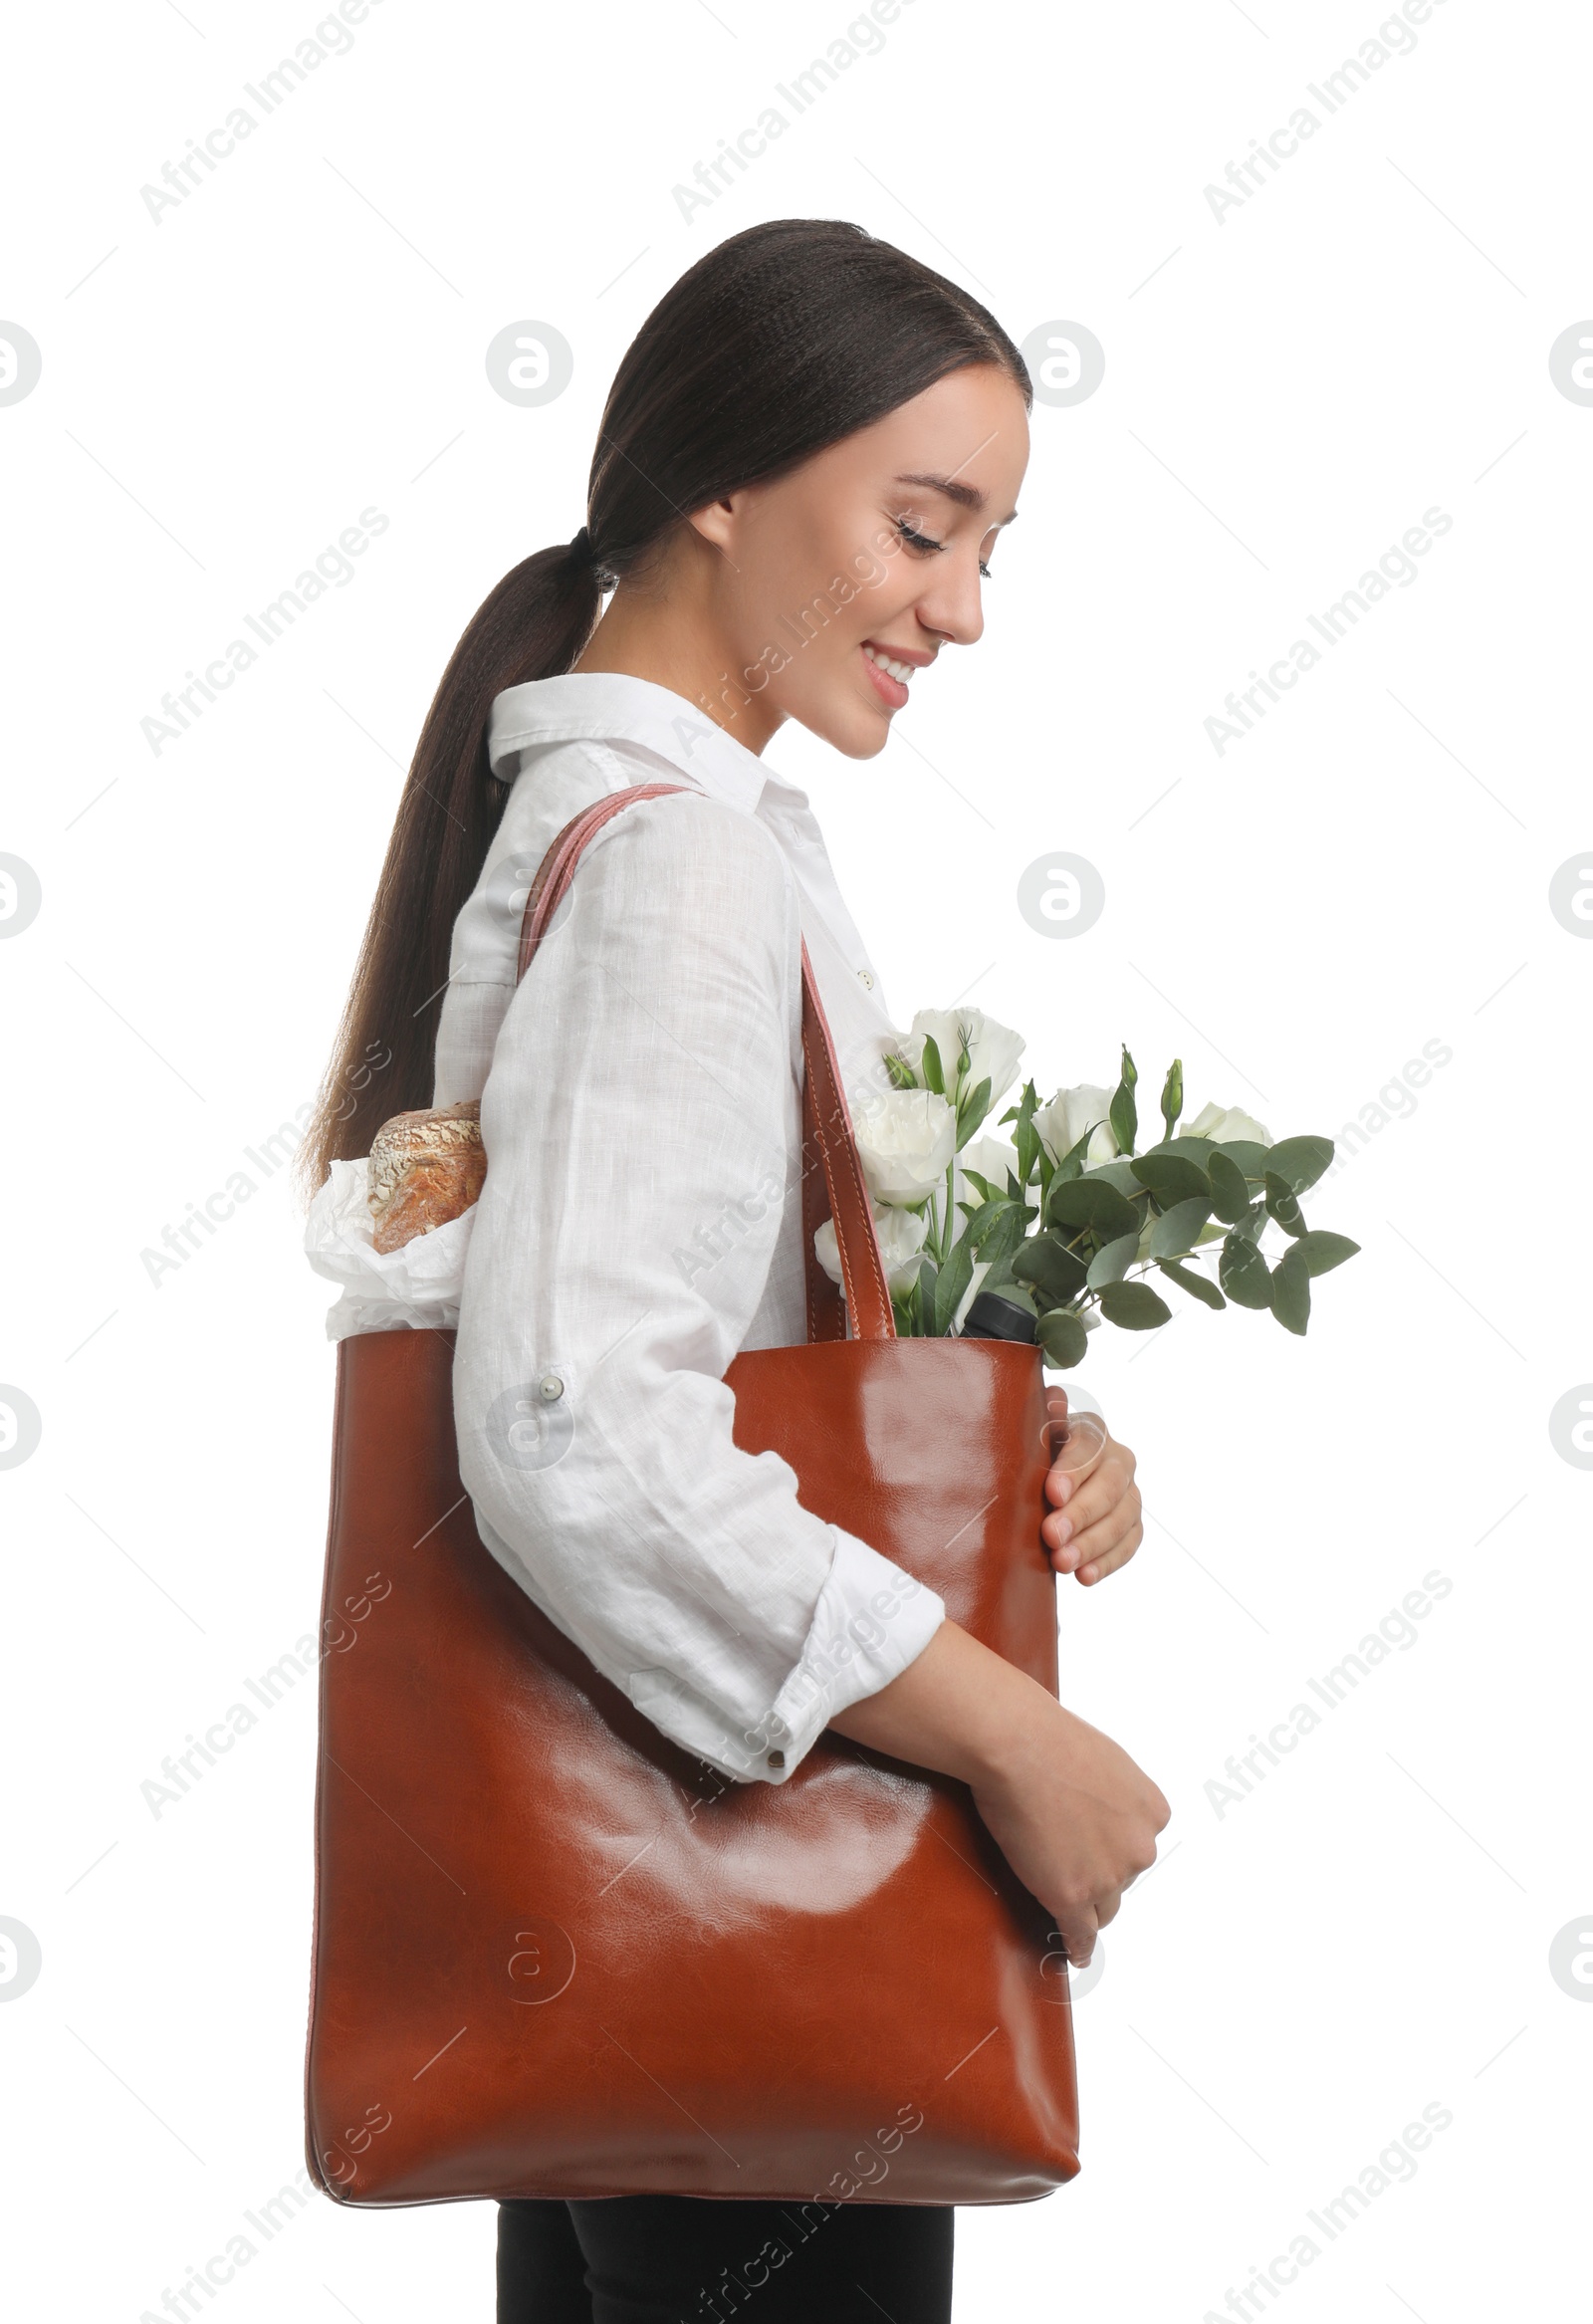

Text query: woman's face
(687, 363), (1030, 757)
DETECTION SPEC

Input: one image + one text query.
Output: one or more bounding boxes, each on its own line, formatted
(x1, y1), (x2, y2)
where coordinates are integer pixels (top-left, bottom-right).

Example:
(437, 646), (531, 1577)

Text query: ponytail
(299, 218), (1028, 1202)
(296, 544), (600, 1196)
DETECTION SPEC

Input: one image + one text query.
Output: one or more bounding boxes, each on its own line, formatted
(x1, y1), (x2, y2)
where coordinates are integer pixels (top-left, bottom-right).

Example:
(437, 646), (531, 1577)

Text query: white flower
(814, 1201), (929, 1295)
(1034, 1083), (1119, 1168)
(851, 1088), (958, 1206)
(898, 1008), (1025, 1107)
(957, 1133), (1021, 1204)
(1182, 1100), (1272, 1146)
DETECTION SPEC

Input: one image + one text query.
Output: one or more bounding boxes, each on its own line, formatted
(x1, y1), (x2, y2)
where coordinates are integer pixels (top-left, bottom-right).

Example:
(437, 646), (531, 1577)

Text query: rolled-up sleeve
(452, 791), (945, 1783)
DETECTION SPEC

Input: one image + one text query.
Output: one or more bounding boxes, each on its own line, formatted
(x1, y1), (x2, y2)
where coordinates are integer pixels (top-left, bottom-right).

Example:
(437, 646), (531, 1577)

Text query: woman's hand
(969, 1693), (1170, 1967)
(1040, 1389), (1143, 1587)
(828, 1621), (1170, 1966)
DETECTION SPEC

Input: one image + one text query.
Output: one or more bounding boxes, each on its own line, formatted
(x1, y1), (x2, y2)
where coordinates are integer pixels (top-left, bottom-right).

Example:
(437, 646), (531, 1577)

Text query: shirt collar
(487, 672), (810, 818)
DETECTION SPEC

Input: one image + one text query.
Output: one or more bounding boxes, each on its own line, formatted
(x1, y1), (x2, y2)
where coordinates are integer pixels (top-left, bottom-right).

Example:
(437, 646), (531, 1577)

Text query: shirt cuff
(751, 1529), (946, 1784)
(621, 1535), (944, 1789)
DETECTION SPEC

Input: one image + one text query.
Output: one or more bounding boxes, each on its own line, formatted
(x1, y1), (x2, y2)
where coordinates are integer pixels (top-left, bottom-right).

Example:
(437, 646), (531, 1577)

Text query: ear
(686, 493), (740, 554)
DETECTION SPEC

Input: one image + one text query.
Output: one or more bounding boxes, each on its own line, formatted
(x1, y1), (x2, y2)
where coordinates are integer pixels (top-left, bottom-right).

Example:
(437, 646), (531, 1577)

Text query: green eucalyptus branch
(860, 1037), (1359, 1356)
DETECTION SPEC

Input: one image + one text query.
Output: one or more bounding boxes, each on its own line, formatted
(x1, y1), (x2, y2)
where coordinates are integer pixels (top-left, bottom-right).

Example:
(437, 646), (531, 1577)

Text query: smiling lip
(861, 640), (933, 712)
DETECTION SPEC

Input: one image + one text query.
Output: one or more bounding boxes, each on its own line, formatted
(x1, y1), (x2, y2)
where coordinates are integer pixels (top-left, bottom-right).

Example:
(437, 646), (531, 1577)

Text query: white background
(3, 1), (1588, 2317)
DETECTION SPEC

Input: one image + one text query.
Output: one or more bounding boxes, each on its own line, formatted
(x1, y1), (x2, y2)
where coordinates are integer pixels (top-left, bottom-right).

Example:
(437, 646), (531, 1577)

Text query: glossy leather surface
(304, 789), (1079, 2208)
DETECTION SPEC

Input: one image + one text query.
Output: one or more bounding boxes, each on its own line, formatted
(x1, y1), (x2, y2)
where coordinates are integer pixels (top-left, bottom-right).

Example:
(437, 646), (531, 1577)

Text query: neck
(570, 546), (783, 754)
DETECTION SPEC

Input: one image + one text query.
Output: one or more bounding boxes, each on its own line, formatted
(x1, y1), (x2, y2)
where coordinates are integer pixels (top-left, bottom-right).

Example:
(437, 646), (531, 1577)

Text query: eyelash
(893, 516), (993, 581)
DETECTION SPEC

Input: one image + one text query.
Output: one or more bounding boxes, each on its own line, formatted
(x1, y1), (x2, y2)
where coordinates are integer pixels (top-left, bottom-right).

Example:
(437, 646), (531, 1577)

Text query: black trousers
(497, 2195), (954, 2323)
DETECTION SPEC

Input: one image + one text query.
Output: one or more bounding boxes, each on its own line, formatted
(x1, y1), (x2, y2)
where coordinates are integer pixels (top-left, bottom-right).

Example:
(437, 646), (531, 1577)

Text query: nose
(914, 549), (985, 648)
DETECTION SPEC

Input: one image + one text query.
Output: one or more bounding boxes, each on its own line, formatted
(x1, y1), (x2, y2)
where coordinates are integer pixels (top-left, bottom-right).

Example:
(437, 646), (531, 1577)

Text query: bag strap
(515, 782), (896, 1346)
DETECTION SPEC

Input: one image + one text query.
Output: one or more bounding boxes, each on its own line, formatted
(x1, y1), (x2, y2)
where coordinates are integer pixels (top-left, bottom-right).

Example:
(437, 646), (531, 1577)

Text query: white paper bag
(304, 1158), (476, 1340)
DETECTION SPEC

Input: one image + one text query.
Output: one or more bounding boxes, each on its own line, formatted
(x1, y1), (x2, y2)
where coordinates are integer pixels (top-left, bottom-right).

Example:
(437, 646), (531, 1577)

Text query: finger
(1072, 1487), (1147, 1561)
(1072, 1508), (1144, 1586)
(1041, 1452), (1135, 1554)
(1092, 1886), (1124, 1932)
(1072, 1489), (1143, 1573)
(1054, 1905), (1100, 1969)
(1042, 1440), (1133, 1529)
(1043, 1484), (1141, 1577)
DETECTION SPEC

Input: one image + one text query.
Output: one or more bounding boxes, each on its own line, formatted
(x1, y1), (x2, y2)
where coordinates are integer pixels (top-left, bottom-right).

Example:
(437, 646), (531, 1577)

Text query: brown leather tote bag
(304, 783), (1078, 2209)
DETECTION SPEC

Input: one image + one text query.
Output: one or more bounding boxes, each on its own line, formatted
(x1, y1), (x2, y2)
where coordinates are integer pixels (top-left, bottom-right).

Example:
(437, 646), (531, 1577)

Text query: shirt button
(767, 1749), (786, 1769)
(537, 1373), (565, 1402)
(857, 969), (874, 991)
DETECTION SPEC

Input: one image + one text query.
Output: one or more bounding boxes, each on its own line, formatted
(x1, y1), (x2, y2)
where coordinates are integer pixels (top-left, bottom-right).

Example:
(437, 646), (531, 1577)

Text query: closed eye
(896, 513), (993, 581)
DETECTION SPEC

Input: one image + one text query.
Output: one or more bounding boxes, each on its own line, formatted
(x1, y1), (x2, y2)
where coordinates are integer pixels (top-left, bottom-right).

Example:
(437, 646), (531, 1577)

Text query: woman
(304, 218), (1168, 2324)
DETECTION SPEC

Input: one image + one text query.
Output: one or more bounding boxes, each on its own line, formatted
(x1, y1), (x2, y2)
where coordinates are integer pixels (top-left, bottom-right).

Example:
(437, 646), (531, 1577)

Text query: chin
(836, 722), (892, 760)
(790, 693), (893, 760)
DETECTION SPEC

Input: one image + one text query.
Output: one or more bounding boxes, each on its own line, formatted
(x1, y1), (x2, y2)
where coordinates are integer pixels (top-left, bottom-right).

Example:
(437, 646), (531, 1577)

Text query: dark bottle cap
(959, 1291), (1038, 1344)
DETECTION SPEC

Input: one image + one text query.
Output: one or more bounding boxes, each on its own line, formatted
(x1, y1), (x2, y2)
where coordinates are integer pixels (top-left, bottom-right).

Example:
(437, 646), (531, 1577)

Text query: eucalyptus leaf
(1220, 1231), (1273, 1308)
(1086, 1231), (1141, 1288)
(1263, 1135), (1334, 1195)
(1044, 1176), (1141, 1243)
(1293, 1230), (1360, 1277)
(1097, 1278), (1172, 1331)
(1035, 1308), (1088, 1369)
(1012, 1234), (1090, 1307)
(1207, 1149), (1252, 1225)
(1077, 1158), (1144, 1199)
(980, 1264), (1034, 1307)
(1263, 1173), (1306, 1239)
(1269, 1242), (1311, 1334)
(1156, 1258), (1227, 1310)
(1148, 1197), (1213, 1260)
(1211, 1138), (1269, 1179)
(914, 1253), (939, 1338)
(1130, 1151), (1214, 1205)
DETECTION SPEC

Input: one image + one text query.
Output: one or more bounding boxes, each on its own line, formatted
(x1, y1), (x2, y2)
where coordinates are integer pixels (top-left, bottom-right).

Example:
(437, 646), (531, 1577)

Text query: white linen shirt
(436, 672), (947, 1787)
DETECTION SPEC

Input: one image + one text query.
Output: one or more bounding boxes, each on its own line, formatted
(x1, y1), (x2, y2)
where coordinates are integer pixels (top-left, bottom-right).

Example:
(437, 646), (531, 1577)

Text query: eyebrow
(893, 471), (1019, 524)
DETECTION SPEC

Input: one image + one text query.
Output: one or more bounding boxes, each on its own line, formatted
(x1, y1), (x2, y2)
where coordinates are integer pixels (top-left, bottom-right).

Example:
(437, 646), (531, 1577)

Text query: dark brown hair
(298, 218), (1028, 1196)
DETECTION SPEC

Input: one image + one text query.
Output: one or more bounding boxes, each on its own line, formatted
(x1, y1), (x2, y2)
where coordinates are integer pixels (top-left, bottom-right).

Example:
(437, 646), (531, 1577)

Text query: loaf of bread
(367, 1100), (485, 1254)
